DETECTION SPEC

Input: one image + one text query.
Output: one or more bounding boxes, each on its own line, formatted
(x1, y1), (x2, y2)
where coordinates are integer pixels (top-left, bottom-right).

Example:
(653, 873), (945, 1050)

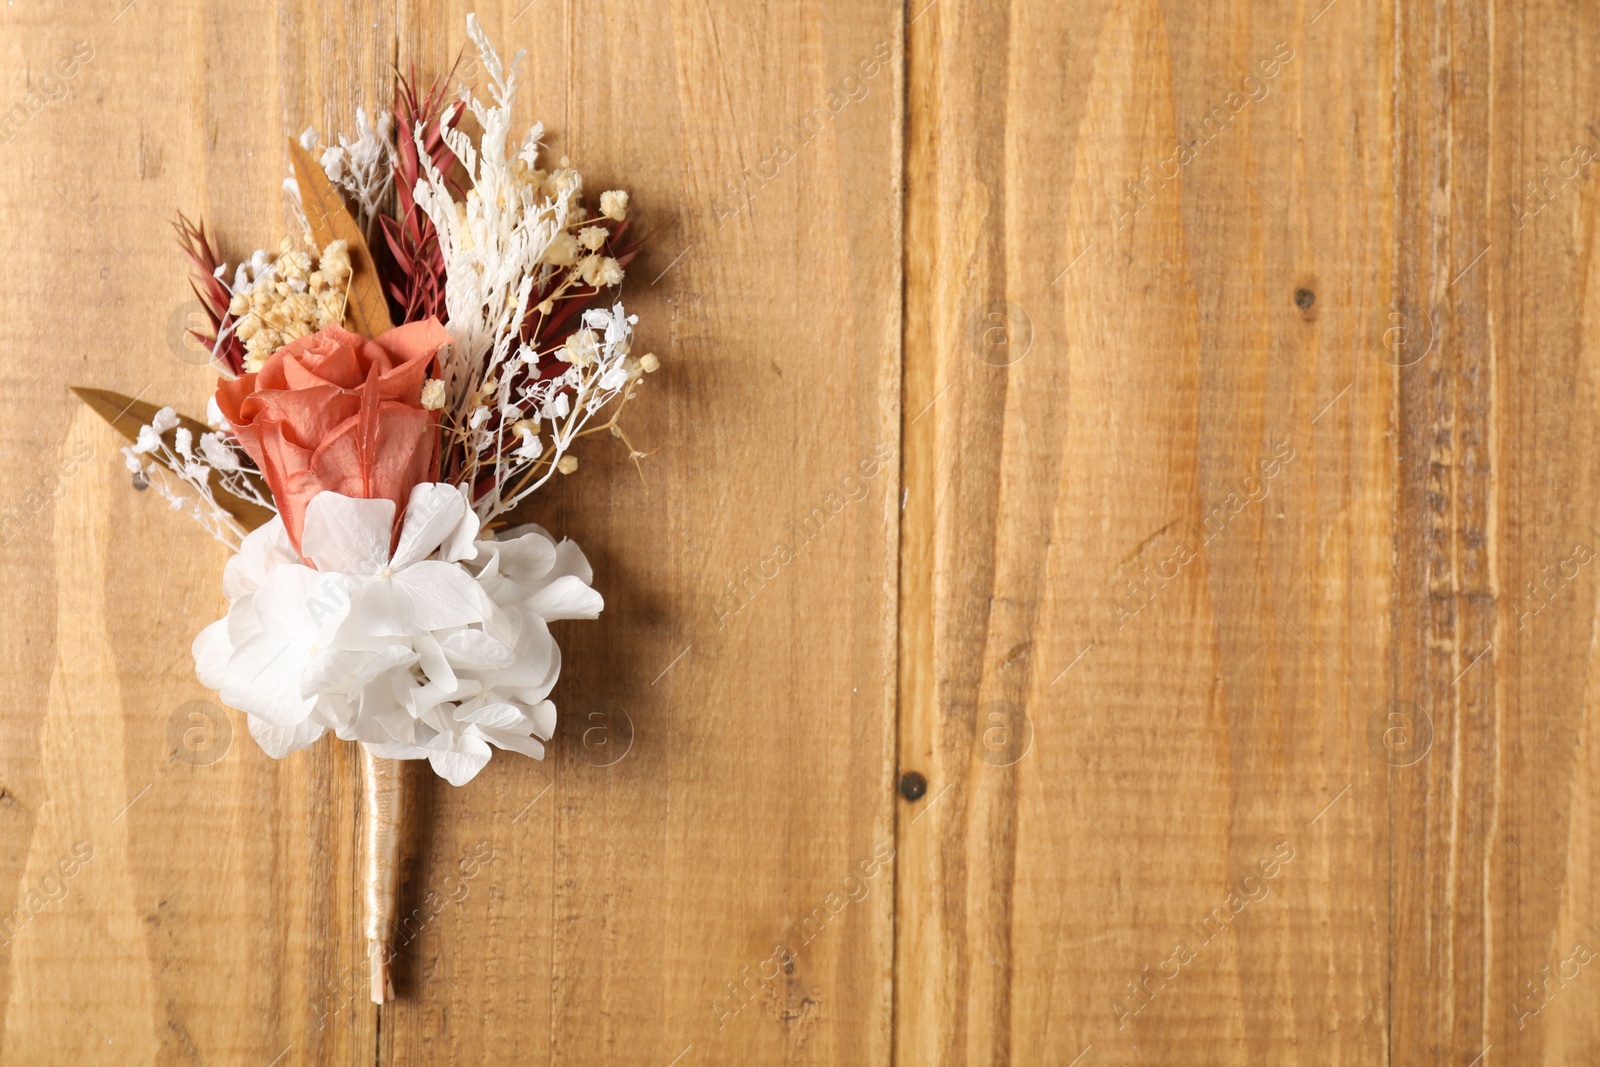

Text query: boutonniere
(73, 14), (658, 1002)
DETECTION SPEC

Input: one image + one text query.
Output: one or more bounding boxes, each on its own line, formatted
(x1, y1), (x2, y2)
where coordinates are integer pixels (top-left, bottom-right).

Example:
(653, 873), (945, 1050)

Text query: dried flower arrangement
(71, 15), (657, 1002)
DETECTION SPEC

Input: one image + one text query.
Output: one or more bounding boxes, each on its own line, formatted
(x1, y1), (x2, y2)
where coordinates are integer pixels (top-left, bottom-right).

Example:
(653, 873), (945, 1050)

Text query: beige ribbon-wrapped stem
(361, 748), (405, 1004)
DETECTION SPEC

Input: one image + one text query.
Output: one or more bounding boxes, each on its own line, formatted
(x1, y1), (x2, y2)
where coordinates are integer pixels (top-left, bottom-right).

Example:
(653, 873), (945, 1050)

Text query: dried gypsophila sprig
(120, 405), (276, 550)
(227, 237), (355, 372)
(296, 111), (396, 247)
(413, 14), (658, 522)
(176, 217), (358, 378)
(444, 303), (658, 519)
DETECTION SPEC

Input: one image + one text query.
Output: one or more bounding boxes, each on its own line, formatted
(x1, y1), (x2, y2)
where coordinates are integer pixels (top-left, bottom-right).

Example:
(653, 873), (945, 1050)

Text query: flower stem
(361, 748), (405, 1003)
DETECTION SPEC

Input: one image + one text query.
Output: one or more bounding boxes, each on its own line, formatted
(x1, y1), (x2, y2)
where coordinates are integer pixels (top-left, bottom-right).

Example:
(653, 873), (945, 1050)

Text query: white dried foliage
(411, 14), (646, 522)
(122, 406), (276, 551)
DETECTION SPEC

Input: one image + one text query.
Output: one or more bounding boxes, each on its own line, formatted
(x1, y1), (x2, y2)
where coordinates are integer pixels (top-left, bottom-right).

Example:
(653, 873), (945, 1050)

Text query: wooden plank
(898, 0), (1600, 1065)
(382, 2), (906, 1066)
(9, 0), (1600, 1064)
(1391, 2), (1600, 1064)
(0, 3), (388, 1064)
(2, 0), (904, 1062)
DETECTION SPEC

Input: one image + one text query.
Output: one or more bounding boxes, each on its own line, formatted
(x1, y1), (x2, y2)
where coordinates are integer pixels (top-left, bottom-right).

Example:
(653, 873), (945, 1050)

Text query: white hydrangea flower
(192, 482), (602, 785)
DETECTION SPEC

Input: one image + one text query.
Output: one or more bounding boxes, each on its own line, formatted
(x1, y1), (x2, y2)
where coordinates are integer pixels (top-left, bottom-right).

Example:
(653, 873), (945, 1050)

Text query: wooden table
(2, 1), (1596, 1064)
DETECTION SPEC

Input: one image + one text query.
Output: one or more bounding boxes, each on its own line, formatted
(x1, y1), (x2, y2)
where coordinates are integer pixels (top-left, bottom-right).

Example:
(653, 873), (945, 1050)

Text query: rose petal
(213, 319), (452, 555)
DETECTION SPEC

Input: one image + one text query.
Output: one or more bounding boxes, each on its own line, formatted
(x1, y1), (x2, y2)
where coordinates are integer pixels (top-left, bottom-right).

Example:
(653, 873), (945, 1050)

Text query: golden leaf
(288, 139), (395, 338)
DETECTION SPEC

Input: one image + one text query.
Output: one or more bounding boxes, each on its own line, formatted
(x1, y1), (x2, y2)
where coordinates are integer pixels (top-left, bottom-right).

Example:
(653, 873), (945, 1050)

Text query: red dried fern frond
(173, 213), (246, 376)
(380, 66), (462, 325)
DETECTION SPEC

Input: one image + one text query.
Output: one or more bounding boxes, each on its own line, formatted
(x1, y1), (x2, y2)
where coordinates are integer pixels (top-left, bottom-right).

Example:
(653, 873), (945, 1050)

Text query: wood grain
(3, 0), (1600, 1065)
(0, 0), (900, 1065)
(899, 1), (1600, 1066)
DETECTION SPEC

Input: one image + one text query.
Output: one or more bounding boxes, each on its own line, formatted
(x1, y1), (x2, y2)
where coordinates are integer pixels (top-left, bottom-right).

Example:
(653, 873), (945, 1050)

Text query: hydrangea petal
(455, 701), (523, 728)
(249, 715), (327, 758)
(391, 560), (486, 630)
(523, 575), (604, 621)
(192, 617), (233, 690)
(426, 731), (493, 786)
(550, 537), (594, 585)
(441, 629), (516, 670)
(493, 529), (558, 585)
(527, 699), (557, 741)
(301, 492), (395, 574)
(392, 482), (469, 569)
(224, 516), (298, 599)
(193, 481), (603, 783)
(221, 633), (315, 727)
(481, 728), (545, 760)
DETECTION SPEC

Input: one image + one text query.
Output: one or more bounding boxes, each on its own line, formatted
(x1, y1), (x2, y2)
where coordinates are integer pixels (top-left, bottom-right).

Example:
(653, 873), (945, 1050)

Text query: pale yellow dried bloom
(563, 328), (599, 367)
(545, 232), (580, 267)
(226, 234), (363, 368)
(317, 288), (345, 322)
(288, 292), (319, 321)
(544, 166), (580, 202)
(556, 454), (579, 475)
(420, 379), (446, 410)
(511, 159), (546, 189)
(639, 353), (660, 373)
(597, 258), (624, 287)
(578, 226), (608, 251)
(321, 240), (352, 283)
(278, 251), (312, 281)
(600, 189), (628, 220)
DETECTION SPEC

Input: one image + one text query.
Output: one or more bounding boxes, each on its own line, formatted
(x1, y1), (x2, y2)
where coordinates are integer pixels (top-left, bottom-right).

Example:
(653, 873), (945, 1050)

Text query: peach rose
(216, 319), (453, 557)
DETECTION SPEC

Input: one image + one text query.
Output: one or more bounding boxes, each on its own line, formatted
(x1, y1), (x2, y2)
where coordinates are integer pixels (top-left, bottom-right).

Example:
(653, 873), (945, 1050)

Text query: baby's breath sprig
(120, 405), (276, 551)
